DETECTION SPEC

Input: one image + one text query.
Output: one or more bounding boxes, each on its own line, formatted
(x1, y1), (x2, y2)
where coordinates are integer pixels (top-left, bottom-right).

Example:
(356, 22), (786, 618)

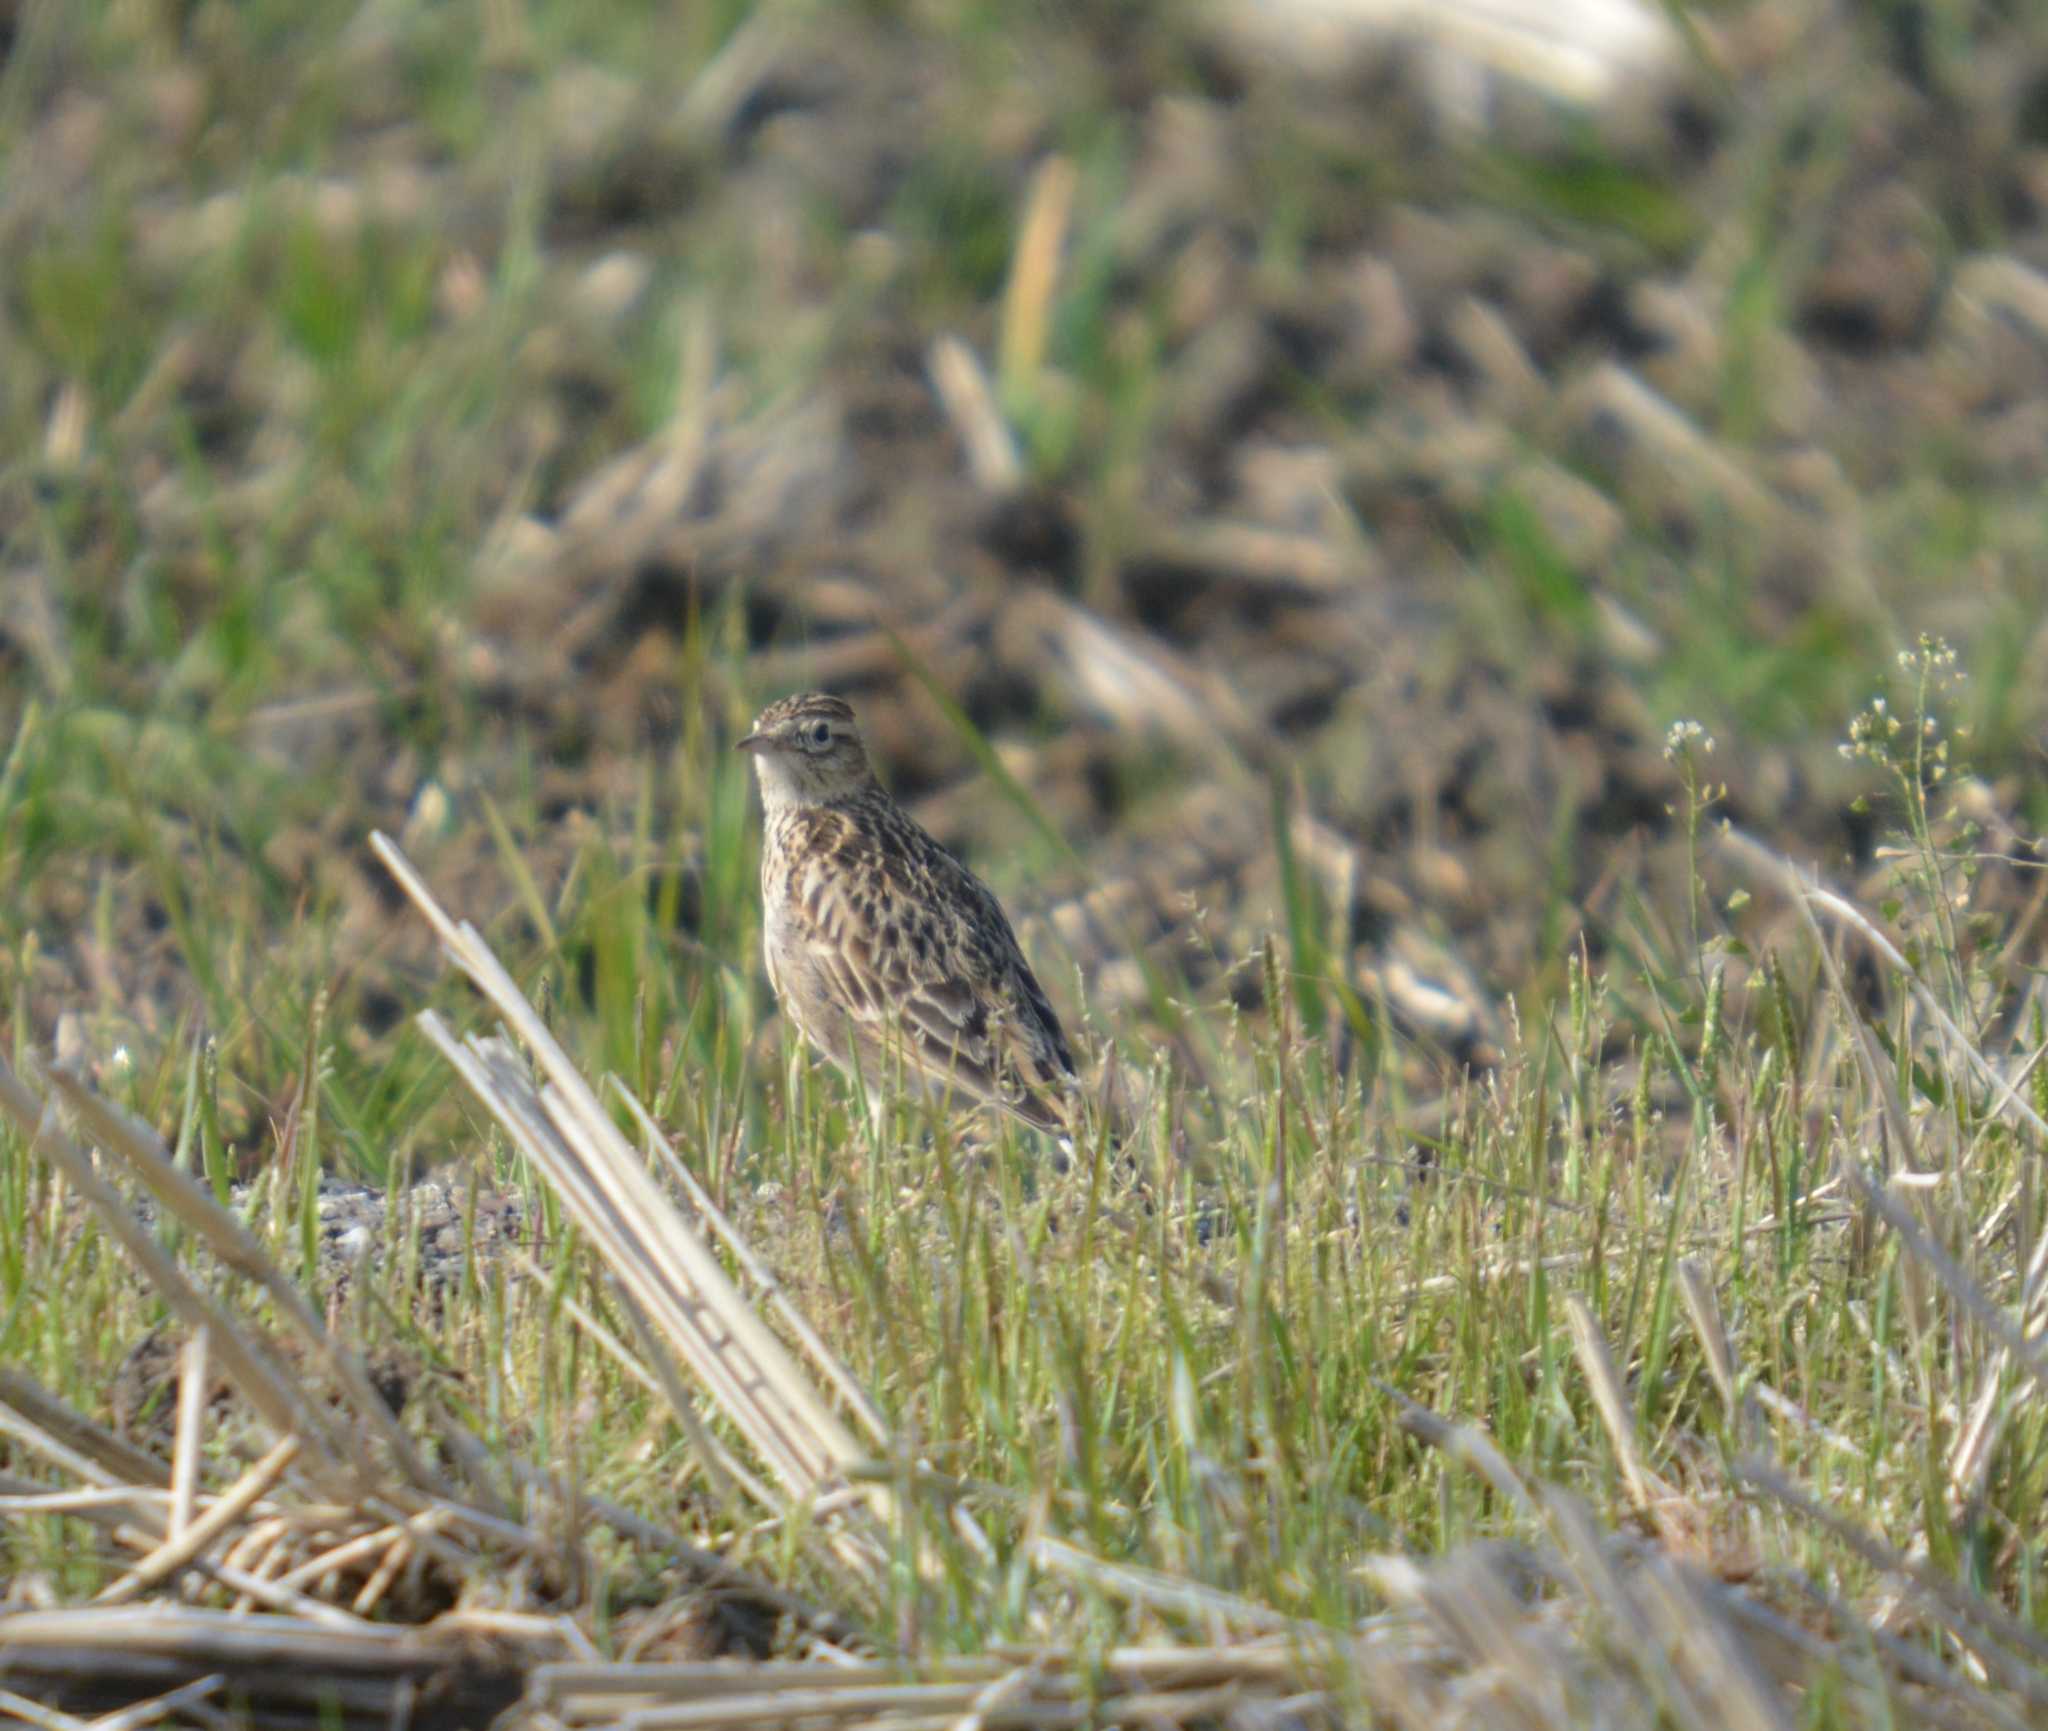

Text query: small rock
(1970, 398), (2048, 484)
(1507, 243), (1606, 360)
(1164, 309), (1273, 452)
(574, 251), (653, 323)
(1233, 441), (1346, 535)
(1559, 362), (1786, 543)
(1122, 97), (1235, 269)
(1166, 223), (1248, 346)
(1626, 280), (1719, 409)
(1326, 253), (1418, 389)
(1938, 253), (2048, 410)
(1798, 181), (1943, 350)
(1444, 296), (1544, 422)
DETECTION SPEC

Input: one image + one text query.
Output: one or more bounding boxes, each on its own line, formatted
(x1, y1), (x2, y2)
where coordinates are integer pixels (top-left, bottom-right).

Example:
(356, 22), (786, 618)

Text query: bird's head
(738, 692), (877, 808)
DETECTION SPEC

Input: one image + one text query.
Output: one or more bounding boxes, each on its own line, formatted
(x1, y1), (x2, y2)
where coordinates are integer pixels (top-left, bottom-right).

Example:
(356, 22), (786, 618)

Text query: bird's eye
(809, 721), (832, 747)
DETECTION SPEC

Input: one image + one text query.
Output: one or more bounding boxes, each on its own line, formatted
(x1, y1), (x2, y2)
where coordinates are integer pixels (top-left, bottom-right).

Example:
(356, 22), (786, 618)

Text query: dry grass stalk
(928, 334), (1022, 493)
(529, 1646), (1322, 1731)
(370, 830), (896, 1586)
(1718, 827), (2048, 1148)
(3, 1056), (448, 1504)
(0, 1368), (167, 1491)
(0, 1052), (672, 1691)
(1541, 1491), (1746, 1731)
(0, 1062), (356, 1499)
(95, 1437), (301, 1607)
(168, 1327), (209, 1545)
(1218, 0), (1682, 108)
(616, 1087), (889, 1448)
(1003, 587), (1256, 762)
(1834, 1161), (2048, 1399)
(1675, 1256), (1762, 1448)
(609, 1272), (782, 1521)
(0, 1684), (90, 1730)
(1382, 1385), (1537, 1515)
(417, 1019), (891, 1591)
(1028, 1536), (1301, 1636)
(1131, 520), (1365, 598)
(71, 1671), (227, 1730)
(1565, 1293), (1667, 1516)
(1731, 1458), (2048, 1710)
(0, 1606), (534, 1729)
(1001, 154), (1077, 393)
(1381, 1386), (2032, 1731)
(1627, 1550), (1788, 1731)
(1718, 828), (2048, 1516)
(0, 1369), (170, 1494)
(0, 1377), (372, 1623)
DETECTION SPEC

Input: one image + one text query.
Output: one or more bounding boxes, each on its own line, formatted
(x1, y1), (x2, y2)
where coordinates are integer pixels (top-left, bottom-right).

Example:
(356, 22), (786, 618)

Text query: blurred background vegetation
(8, 2), (2048, 1709)
(6, 0), (2048, 1130)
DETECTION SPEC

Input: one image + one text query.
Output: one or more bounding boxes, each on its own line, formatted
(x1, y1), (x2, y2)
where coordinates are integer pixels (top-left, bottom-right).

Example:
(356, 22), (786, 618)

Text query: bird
(739, 691), (1078, 1137)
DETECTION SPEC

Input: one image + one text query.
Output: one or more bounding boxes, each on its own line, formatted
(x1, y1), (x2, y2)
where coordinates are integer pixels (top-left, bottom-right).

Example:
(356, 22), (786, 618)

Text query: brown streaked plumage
(740, 692), (1077, 1134)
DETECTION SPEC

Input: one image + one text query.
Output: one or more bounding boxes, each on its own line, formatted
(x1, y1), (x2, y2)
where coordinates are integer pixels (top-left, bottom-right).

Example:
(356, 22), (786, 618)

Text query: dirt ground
(6, 0), (2048, 1118)
(11, 9), (2048, 1721)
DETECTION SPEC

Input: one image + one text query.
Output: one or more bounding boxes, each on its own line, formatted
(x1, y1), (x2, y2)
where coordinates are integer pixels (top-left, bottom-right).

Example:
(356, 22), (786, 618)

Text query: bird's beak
(736, 732), (767, 754)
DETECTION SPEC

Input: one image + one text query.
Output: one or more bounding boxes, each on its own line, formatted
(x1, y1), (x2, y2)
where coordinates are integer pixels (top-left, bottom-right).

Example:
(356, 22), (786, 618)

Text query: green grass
(4, 1), (2048, 1722)
(6, 643), (2048, 1717)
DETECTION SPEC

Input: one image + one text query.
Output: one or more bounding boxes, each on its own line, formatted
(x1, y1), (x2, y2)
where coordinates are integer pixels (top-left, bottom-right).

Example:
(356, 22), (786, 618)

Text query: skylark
(740, 692), (1078, 1135)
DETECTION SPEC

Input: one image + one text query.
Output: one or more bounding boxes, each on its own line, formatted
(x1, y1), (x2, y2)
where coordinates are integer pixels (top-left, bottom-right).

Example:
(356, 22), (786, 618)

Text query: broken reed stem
(371, 830), (898, 1585)
(96, 1438), (301, 1607)
(169, 1326), (209, 1543)
(0, 1057), (358, 1497)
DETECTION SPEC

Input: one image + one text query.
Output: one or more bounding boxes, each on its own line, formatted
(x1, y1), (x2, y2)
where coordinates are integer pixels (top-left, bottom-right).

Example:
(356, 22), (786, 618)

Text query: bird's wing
(784, 818), (1075, 1131)
(902, 853), (1078, 1131)
(897, 965), (1071, 1134)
